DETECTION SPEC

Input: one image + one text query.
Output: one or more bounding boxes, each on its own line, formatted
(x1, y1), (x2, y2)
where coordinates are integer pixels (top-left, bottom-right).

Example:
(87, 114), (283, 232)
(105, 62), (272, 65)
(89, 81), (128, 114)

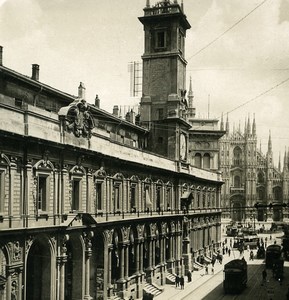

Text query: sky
(1, 0), (289, 166)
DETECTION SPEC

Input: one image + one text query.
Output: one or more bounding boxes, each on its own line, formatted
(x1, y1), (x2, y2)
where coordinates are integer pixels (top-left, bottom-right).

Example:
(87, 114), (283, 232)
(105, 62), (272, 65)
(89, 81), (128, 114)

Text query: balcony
(230, 187), (245, 194)
(144, 3), (181, 16)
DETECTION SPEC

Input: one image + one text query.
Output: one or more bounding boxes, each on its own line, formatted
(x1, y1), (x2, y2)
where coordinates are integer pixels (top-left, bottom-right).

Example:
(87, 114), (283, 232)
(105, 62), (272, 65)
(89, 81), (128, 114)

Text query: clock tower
(139, 0), (191, 160)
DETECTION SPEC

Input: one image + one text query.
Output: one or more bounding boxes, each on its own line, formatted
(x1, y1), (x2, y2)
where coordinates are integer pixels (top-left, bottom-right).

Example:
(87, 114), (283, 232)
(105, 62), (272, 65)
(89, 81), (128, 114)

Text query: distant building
(219, 115), (289, 223)
(0, 1), (224, 300)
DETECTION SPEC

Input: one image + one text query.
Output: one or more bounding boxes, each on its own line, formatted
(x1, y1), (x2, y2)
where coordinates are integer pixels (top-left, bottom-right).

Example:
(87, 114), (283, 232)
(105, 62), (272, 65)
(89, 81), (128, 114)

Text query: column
(84, 232), (93, 300)
(148, 239), (153, 271)
(152, 239), (156, 268)
(135, 241), (140, 275)
(58, 249), (67, 300)
(118, 244), (125, 283)
(124, 244), (129, 279)
(107, 246), (113, 298)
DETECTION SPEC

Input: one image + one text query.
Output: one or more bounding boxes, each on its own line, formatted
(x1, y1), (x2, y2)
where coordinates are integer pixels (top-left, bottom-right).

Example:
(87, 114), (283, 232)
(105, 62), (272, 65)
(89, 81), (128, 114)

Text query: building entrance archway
(26, 238), (51, 300)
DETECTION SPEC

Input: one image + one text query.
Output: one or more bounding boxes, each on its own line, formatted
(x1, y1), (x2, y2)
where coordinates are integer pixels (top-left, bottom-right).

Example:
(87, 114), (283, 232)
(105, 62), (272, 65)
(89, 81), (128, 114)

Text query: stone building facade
(219, 115), (289, 223)
(0, 1), (223, 300)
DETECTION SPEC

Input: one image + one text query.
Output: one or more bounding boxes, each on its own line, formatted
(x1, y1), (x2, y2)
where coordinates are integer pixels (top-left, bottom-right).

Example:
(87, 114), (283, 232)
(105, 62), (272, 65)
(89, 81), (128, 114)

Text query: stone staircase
(166, 271), (176, 284)
(193, 261), (204, 271)
(143, 282), (162, 298)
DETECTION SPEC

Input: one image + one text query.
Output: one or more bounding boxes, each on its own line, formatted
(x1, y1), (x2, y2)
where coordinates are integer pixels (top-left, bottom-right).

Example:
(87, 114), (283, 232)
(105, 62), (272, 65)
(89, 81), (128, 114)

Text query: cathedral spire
(252, 114), (256, 136)
(268, 130), (272, 153)
(220, 112), (224, 131)
(247, 115), (251, 136)
(187, 76), (195, 118)
(226, 114), (229, 134)
(284, 148), (288, 171)
(278, 152), (281, 171)
(188, 76), (193, 107)
(146, 0), (150, 8)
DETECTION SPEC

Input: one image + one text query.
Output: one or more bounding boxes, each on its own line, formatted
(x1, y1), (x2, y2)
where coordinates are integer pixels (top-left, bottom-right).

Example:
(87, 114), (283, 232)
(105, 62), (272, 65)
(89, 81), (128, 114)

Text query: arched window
(203, 153), (210, 169)
(234, 175), (241, 188)
(257, 172), (264, 184)
(194, 153), (201, 168)
(233, 147), (242, 166)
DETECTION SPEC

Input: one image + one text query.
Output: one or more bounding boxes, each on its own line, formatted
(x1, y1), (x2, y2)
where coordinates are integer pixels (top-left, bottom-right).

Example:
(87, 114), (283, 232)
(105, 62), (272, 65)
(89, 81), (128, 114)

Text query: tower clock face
(180, 133), (187, 160)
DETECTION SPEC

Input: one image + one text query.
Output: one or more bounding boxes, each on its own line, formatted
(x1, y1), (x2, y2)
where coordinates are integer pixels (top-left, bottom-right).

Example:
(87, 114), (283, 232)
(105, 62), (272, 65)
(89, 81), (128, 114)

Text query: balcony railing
(0, 207), (222, 230)
(230, 187), (245, 194)
(144, 3), (181, 16)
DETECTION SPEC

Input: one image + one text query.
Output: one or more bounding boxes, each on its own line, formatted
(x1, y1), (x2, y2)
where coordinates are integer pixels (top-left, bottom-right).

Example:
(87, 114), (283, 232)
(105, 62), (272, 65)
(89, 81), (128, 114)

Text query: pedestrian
(270, 234), (272, 241)
(225, 246), (228, 254)
(230, 238), (232, 247)
(180, 276), (184, 289)
(175, 274), (180, 288)
(212, 256), (216, 267)
(205, 264), (208, 275)
(262, 269), (267, 286)
(250, 250), (254, 261)
(187, 270), (192, 282)
(247, 244), (250, 252)
(228, 248), (231, 257)
(211, 266), (214, 274)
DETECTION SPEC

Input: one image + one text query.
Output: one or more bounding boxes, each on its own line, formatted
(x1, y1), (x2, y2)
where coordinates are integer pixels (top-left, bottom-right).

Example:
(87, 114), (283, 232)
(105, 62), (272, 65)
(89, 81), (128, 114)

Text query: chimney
(0, 46), (3, 66)
(78, 82), (86, 99)
(113, 105), (119, 117)
(32, 64), (40, 81)
(94, 94), (100, 108)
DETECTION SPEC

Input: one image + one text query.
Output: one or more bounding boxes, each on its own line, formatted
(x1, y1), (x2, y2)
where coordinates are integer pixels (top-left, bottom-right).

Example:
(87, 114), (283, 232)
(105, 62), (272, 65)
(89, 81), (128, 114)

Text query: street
(181, 232), (288, 300)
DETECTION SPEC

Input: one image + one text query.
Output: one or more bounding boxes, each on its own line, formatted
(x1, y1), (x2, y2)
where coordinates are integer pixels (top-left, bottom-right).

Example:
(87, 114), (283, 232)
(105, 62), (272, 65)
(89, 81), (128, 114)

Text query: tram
(223, 259), (247, 294)
(265, 244), (282, 268)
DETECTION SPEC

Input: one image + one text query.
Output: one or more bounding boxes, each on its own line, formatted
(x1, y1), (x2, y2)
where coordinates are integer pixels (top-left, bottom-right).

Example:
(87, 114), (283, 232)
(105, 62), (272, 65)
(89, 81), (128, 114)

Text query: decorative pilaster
(86, 169), (93, 213)
(24, 160), (33, 226)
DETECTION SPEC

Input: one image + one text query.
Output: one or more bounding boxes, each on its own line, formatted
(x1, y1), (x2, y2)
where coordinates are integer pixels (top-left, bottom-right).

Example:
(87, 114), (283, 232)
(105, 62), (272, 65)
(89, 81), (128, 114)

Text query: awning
(181, 191), (193, 207)
(181, 191), (193, 201)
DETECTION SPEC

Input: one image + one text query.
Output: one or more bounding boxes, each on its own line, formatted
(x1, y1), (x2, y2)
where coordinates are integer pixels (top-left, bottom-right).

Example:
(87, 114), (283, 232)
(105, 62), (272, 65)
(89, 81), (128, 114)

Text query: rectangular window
(158, 108), (164, 120)
(156, 187), (161, 210)
(114, 185), (120, 211)
(72, 180), (81, 211)
(156, 31), (165, 48)
(130, 185), (136, 210)
(38, 176), (47, 211)
(95, 182), (102, 210)
(166, 188), (171, 210)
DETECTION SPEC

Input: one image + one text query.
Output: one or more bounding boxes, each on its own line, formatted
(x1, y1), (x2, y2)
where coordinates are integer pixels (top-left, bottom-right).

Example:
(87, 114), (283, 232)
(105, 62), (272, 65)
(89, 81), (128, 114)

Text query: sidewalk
(155, 247), (240, 300)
